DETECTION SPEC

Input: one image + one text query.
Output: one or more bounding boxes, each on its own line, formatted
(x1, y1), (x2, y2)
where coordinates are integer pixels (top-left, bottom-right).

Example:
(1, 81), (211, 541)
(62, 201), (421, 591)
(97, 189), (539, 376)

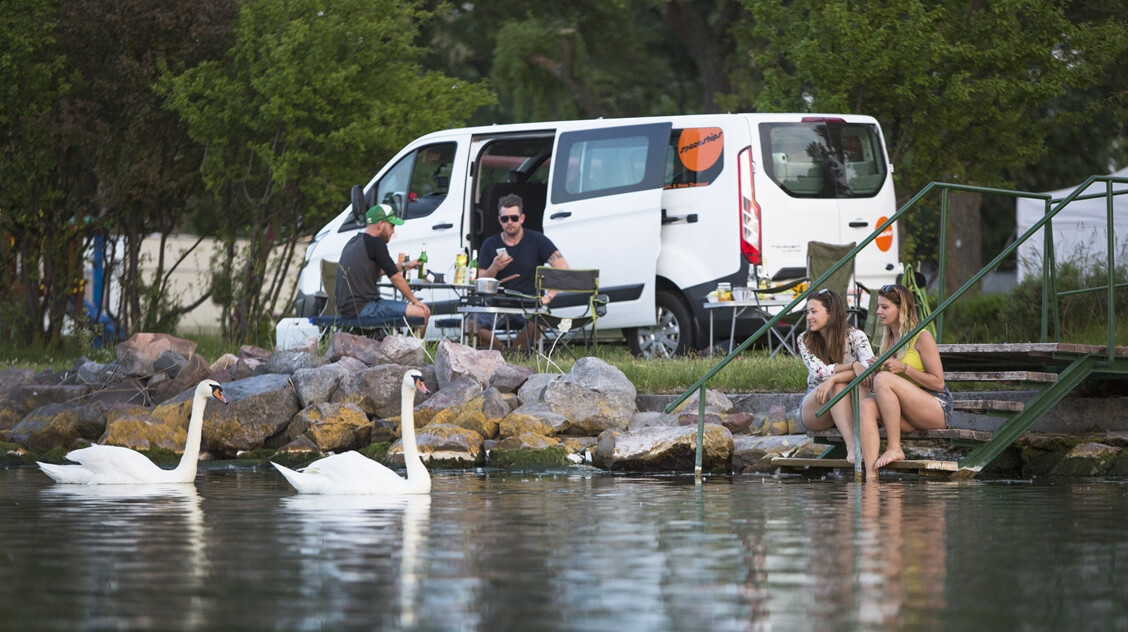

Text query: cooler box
(276, 317), (320, 349)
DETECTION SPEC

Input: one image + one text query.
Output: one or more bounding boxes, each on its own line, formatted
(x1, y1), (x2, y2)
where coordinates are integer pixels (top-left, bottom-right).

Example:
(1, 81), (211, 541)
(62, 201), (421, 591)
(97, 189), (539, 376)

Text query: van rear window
(760, 122), (887, 198)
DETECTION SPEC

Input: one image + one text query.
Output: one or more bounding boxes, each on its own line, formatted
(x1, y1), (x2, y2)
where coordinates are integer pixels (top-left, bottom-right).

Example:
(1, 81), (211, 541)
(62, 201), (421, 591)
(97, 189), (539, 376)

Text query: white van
(293, 113), (899, 357)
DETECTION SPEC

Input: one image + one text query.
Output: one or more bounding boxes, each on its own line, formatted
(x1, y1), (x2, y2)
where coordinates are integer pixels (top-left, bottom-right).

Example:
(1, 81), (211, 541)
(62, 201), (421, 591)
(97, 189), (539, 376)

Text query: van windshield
(759, 121), (887, 198)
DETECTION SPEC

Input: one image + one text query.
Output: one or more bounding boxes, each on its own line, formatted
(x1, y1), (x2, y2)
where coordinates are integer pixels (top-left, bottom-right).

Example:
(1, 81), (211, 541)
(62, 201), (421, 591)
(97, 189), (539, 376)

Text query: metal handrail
(669, 174), (1127, 481)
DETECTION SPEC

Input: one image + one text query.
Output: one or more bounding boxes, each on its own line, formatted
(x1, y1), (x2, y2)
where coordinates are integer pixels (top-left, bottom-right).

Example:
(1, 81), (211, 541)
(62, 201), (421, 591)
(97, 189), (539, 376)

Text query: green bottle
(468, 250), (478, 282)
(417, 242), (428, 279)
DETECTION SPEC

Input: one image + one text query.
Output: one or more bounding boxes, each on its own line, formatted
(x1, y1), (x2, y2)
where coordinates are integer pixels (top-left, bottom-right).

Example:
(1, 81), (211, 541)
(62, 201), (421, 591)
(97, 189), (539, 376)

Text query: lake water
(1, 465), (1126, 631)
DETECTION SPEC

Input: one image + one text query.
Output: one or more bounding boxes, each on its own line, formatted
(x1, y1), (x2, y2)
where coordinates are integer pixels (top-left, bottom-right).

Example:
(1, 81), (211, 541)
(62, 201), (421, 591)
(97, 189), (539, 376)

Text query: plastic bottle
(454, 251), (468, 284)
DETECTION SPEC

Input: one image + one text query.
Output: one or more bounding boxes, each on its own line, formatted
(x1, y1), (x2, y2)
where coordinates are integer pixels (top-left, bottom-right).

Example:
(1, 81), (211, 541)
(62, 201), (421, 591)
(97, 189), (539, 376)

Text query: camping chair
(533, 267), (607, 360)
(310, 260), (423, 338)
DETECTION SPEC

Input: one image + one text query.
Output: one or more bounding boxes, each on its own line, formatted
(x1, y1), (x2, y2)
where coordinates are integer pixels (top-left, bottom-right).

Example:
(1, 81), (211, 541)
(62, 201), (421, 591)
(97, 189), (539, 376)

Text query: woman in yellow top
(859, 284), (952, 478)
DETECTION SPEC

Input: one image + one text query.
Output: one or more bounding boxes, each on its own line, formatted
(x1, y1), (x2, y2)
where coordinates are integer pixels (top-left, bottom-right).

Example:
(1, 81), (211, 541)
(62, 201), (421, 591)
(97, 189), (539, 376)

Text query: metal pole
(695, 384), (705, 483)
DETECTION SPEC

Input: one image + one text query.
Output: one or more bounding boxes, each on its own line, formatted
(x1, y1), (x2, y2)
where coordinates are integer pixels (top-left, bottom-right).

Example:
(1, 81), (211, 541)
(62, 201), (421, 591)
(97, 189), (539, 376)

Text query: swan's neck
(172, 389), (207, 475)
(401, 384), (428, 482)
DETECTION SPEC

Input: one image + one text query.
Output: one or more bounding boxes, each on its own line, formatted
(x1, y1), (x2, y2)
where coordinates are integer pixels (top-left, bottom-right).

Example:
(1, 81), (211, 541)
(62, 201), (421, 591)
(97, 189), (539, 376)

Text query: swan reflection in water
(282, 493), (432, 629)
(38, 483), (209, 630)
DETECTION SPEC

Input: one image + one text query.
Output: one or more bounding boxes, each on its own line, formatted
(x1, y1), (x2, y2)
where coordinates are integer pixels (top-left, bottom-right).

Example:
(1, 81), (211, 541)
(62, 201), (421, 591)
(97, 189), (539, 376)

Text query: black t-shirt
(479, 230), (558, 295)
(335, 232), (398, 317)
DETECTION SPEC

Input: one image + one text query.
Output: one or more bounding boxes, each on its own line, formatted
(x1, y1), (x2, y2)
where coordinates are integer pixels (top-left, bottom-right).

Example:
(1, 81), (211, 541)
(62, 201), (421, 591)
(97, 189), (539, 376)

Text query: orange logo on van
(678, 128), (723, 172)
(875, 216), (894, 252)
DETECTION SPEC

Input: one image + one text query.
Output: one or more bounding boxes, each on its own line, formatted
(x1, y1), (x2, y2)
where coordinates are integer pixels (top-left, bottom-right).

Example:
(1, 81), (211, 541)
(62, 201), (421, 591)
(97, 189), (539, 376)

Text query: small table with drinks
(704, 283), (805, 357)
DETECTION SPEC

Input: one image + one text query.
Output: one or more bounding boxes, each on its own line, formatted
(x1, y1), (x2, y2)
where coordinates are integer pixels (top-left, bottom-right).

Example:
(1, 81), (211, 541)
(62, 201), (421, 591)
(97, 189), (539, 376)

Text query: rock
(517, 373), (560, 405)
(490, 364), (534, 393)
(209, 353), (239, 377)
(493, 432), (560, 451)
(263, 349), (319, 375)
(0, 367), (35, 398)
(333, 364), (426, 419)
(377, 334), (425, 366)
(6, 403), (107, 451)
(668, 388), (734, 414)
(412, 376), (482, 427)
(1053, 442), (1120, 477)
(500, 402), (570, 437)
(85, 379), (152, 408)
(153, 351), (187, 378)
(101, 407), (186, 451)
(0, 384), (91, 432)
(628, 411), (677, 431)
(433, 339), (506, 389)
(152, 353), (213, 405)
(562, 357), (637, 399)
(425, 388), (509, 439)
(70, 360), (119, 388)
(391, 423), (482, 465)
(676, 410), (757, 435)
(733, 434), (811, 473)
(116, 333), (199, 378)
(239, 345), (272, 362)
(593, 425), (733, 472)
(287, 402), (371, 452)
(292, 361), (353, 409)
(152, 373), (299, 456)
(542, 380), (634, 436)
(326, 331), (383, 366)
(275, 434), (321, 455)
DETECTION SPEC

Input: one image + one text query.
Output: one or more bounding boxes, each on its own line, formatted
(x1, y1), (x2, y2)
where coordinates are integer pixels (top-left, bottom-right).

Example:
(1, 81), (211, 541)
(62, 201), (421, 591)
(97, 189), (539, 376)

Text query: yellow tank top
(901, 333), (925, 372)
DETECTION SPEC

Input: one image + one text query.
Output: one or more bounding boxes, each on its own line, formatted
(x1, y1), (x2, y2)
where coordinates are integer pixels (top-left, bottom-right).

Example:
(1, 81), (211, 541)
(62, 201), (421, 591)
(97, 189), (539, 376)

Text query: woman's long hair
(878, 284), (918, 359)
(800, 289), (848, 365)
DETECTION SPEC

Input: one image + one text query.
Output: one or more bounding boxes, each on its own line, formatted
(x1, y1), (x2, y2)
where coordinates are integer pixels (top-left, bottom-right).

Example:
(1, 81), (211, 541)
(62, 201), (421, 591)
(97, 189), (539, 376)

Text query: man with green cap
(335, 204), (431, 326)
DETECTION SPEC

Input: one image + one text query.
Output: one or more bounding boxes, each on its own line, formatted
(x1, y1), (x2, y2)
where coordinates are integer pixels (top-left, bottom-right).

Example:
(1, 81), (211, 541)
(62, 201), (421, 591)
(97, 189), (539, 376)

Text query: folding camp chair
(533, 267), (607, 360)
(310, 260), (423, 338)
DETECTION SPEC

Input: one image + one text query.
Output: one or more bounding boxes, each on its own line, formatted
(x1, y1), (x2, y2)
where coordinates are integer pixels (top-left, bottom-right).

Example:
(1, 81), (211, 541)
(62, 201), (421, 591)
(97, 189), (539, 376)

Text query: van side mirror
(350, 185), (366, 224)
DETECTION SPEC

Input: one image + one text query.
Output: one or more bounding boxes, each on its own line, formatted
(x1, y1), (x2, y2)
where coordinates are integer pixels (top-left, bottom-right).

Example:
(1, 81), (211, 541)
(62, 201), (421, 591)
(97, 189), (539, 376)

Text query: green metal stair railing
(668, 174), (1128, 481)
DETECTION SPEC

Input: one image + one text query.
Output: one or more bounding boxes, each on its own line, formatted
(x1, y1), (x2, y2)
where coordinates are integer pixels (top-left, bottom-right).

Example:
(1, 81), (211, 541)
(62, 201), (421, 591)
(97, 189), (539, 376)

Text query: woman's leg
(873, 372), (905, 468)
(859, 396), (882, 480)
(873, 373), (947, 468)
(826, 382), (861, 463)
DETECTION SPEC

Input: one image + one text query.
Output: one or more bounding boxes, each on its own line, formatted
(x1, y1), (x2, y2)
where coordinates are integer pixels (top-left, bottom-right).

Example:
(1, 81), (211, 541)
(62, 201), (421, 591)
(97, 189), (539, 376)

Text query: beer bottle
(467, 250), (478, 282)
(418, 243), (428, 279)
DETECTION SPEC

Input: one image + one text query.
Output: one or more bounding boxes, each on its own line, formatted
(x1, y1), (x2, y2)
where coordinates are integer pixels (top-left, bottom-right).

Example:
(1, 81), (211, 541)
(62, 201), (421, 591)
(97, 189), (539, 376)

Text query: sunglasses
(881, 284), (898, 293)
(499, 214), (521, 223)
(816, 288), (830, 295)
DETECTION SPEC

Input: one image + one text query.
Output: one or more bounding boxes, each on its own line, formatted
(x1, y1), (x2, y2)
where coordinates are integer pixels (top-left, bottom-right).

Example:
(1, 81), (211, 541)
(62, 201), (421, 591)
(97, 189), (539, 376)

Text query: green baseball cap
(366, 204), (404, 226)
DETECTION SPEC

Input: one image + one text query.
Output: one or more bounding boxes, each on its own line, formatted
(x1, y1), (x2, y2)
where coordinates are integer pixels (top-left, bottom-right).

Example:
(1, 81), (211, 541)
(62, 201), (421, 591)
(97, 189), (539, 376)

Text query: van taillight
(738, 146), (761, 265)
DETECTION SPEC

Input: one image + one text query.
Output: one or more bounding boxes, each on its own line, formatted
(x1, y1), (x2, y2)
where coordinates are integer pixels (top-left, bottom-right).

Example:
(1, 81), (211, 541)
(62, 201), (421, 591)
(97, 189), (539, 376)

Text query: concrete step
(945, 370), (1058, 383)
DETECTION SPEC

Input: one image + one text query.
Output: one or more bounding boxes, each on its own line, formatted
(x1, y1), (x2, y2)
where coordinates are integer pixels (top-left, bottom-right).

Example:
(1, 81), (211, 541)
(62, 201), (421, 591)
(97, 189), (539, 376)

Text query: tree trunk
(944, 191), (983, 296)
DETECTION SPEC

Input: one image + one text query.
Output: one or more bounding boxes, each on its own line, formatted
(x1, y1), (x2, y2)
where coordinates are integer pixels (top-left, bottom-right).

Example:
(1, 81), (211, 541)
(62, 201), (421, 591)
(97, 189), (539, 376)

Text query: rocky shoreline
(3, 332), (1127, 479)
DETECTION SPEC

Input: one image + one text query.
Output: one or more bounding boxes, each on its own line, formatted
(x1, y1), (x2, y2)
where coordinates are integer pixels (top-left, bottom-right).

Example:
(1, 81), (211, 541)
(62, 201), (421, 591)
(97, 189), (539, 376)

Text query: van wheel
(626, 290), (695, 358)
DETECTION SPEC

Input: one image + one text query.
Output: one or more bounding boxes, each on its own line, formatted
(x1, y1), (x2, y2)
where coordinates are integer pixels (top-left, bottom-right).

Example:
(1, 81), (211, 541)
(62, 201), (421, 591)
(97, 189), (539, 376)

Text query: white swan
(272, 369), (431, 495)
(37, 380), (227, 485)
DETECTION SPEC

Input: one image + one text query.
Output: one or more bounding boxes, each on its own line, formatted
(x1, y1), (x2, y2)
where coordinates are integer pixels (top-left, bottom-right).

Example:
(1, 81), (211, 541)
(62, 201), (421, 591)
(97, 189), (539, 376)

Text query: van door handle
(549, 212), (572, 220)
(432, 222), (454, 230)
(849, 221), (868, 228)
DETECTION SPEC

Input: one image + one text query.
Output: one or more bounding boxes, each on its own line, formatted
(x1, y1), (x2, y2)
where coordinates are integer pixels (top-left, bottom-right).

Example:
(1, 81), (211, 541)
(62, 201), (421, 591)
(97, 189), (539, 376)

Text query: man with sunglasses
(474, 193), (569, 349)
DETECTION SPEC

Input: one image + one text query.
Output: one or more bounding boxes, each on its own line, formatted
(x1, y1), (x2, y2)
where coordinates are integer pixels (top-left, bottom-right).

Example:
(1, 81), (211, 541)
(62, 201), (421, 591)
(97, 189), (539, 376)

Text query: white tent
(1015, 167), (1128, 282)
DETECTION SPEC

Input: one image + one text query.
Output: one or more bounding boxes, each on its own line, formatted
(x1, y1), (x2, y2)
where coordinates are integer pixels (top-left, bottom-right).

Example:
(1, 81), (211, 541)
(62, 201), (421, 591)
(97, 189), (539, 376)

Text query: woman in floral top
(797, 288), (876, 465)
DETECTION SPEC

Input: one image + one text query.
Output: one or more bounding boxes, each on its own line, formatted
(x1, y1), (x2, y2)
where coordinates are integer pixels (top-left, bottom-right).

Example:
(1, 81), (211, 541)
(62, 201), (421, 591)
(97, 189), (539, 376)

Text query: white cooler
(275, 317), (320, 349)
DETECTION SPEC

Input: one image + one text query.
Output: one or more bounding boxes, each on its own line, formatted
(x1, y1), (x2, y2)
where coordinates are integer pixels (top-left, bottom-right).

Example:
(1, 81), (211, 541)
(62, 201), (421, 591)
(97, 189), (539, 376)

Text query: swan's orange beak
(211, 385), (228, 405)
(414, 376), (429, 394)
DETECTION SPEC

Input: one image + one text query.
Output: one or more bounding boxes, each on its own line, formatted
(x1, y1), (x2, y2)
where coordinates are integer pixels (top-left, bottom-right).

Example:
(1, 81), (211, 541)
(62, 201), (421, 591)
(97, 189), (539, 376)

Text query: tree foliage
(160, 0), (493, 343)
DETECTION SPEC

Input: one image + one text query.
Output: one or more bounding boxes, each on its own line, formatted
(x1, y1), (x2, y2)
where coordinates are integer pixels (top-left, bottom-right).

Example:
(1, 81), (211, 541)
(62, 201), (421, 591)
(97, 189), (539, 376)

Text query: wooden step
(954, 399), (1024, 414)
(772, 456), (959, 472)
(945, 370), (1058, 383)
(809, 427), (992, 442)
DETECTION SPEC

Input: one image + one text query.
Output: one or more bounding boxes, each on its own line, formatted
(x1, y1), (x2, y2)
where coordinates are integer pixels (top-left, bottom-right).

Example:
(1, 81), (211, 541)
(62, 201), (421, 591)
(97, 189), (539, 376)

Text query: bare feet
(846, 452), (856, 465)
(874, 448), (905, 469)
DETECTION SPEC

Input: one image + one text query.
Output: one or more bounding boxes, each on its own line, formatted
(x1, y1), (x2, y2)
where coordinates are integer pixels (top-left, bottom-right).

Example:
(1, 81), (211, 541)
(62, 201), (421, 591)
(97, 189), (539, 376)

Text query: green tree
(729, 0), (1126, 292)
(162, 0), (494, 344)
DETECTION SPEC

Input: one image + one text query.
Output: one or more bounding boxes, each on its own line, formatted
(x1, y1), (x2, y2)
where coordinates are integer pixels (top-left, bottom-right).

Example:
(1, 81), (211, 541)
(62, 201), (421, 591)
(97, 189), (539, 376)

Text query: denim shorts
(925, 385), (954, 426)
(475, 312), (528, 330)
(358, 298), (408, 320)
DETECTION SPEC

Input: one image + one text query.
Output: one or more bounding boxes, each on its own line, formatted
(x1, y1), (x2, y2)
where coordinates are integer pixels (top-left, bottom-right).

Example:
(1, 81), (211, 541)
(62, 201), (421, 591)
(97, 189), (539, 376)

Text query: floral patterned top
(798, 328), (875, 390)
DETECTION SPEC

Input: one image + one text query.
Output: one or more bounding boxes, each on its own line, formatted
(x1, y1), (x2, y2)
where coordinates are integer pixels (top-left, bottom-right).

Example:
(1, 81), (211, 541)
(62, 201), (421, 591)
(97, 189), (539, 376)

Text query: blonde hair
(878, 284), (918, 359)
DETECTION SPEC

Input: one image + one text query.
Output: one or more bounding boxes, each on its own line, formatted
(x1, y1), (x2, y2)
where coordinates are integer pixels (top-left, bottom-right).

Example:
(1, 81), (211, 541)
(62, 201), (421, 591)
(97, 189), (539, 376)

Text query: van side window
(370, 142), (457, 220)
(551, 124), (669, 203)
(759, 122), (887, 198)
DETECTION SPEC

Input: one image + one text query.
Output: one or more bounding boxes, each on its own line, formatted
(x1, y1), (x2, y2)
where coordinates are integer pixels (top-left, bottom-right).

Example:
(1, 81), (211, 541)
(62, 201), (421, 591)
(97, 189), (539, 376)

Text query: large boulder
(332, 364), (428, 419)
(291, 359), (365, 409)
(490, 364), (534, 394)
(101, 406), (189, 452)
(517, 373), (561, 406)
(562, 357), (637, 400)
(668, 388), (735, 415)
(115, 333), (198, 378)
(152, 373), (299, 456)
(152, 353), (214, 405)
(593, 425), (733, 472)
(424, 388), (508, 440)
(263, 349), (319, 375)
(390, 423), (483, 465)
(286, 402), (372, 452)
(541, 380), (634, 436)
(0, 384), (91, 432)
(433, 339), (506, 389)
(732, 434), (810, 473)
(377, 334), (425, 366)
(499, 402), (570, 437)
(412, 376), (482, 427)
(6, 403), (107, 451)
(0, 367), (35, 398)
(326, 331), (383, 366)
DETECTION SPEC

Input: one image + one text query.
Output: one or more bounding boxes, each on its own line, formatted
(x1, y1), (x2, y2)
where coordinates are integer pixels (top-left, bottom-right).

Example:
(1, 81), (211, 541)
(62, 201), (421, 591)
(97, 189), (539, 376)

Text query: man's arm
(541, 250), (570, 304)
